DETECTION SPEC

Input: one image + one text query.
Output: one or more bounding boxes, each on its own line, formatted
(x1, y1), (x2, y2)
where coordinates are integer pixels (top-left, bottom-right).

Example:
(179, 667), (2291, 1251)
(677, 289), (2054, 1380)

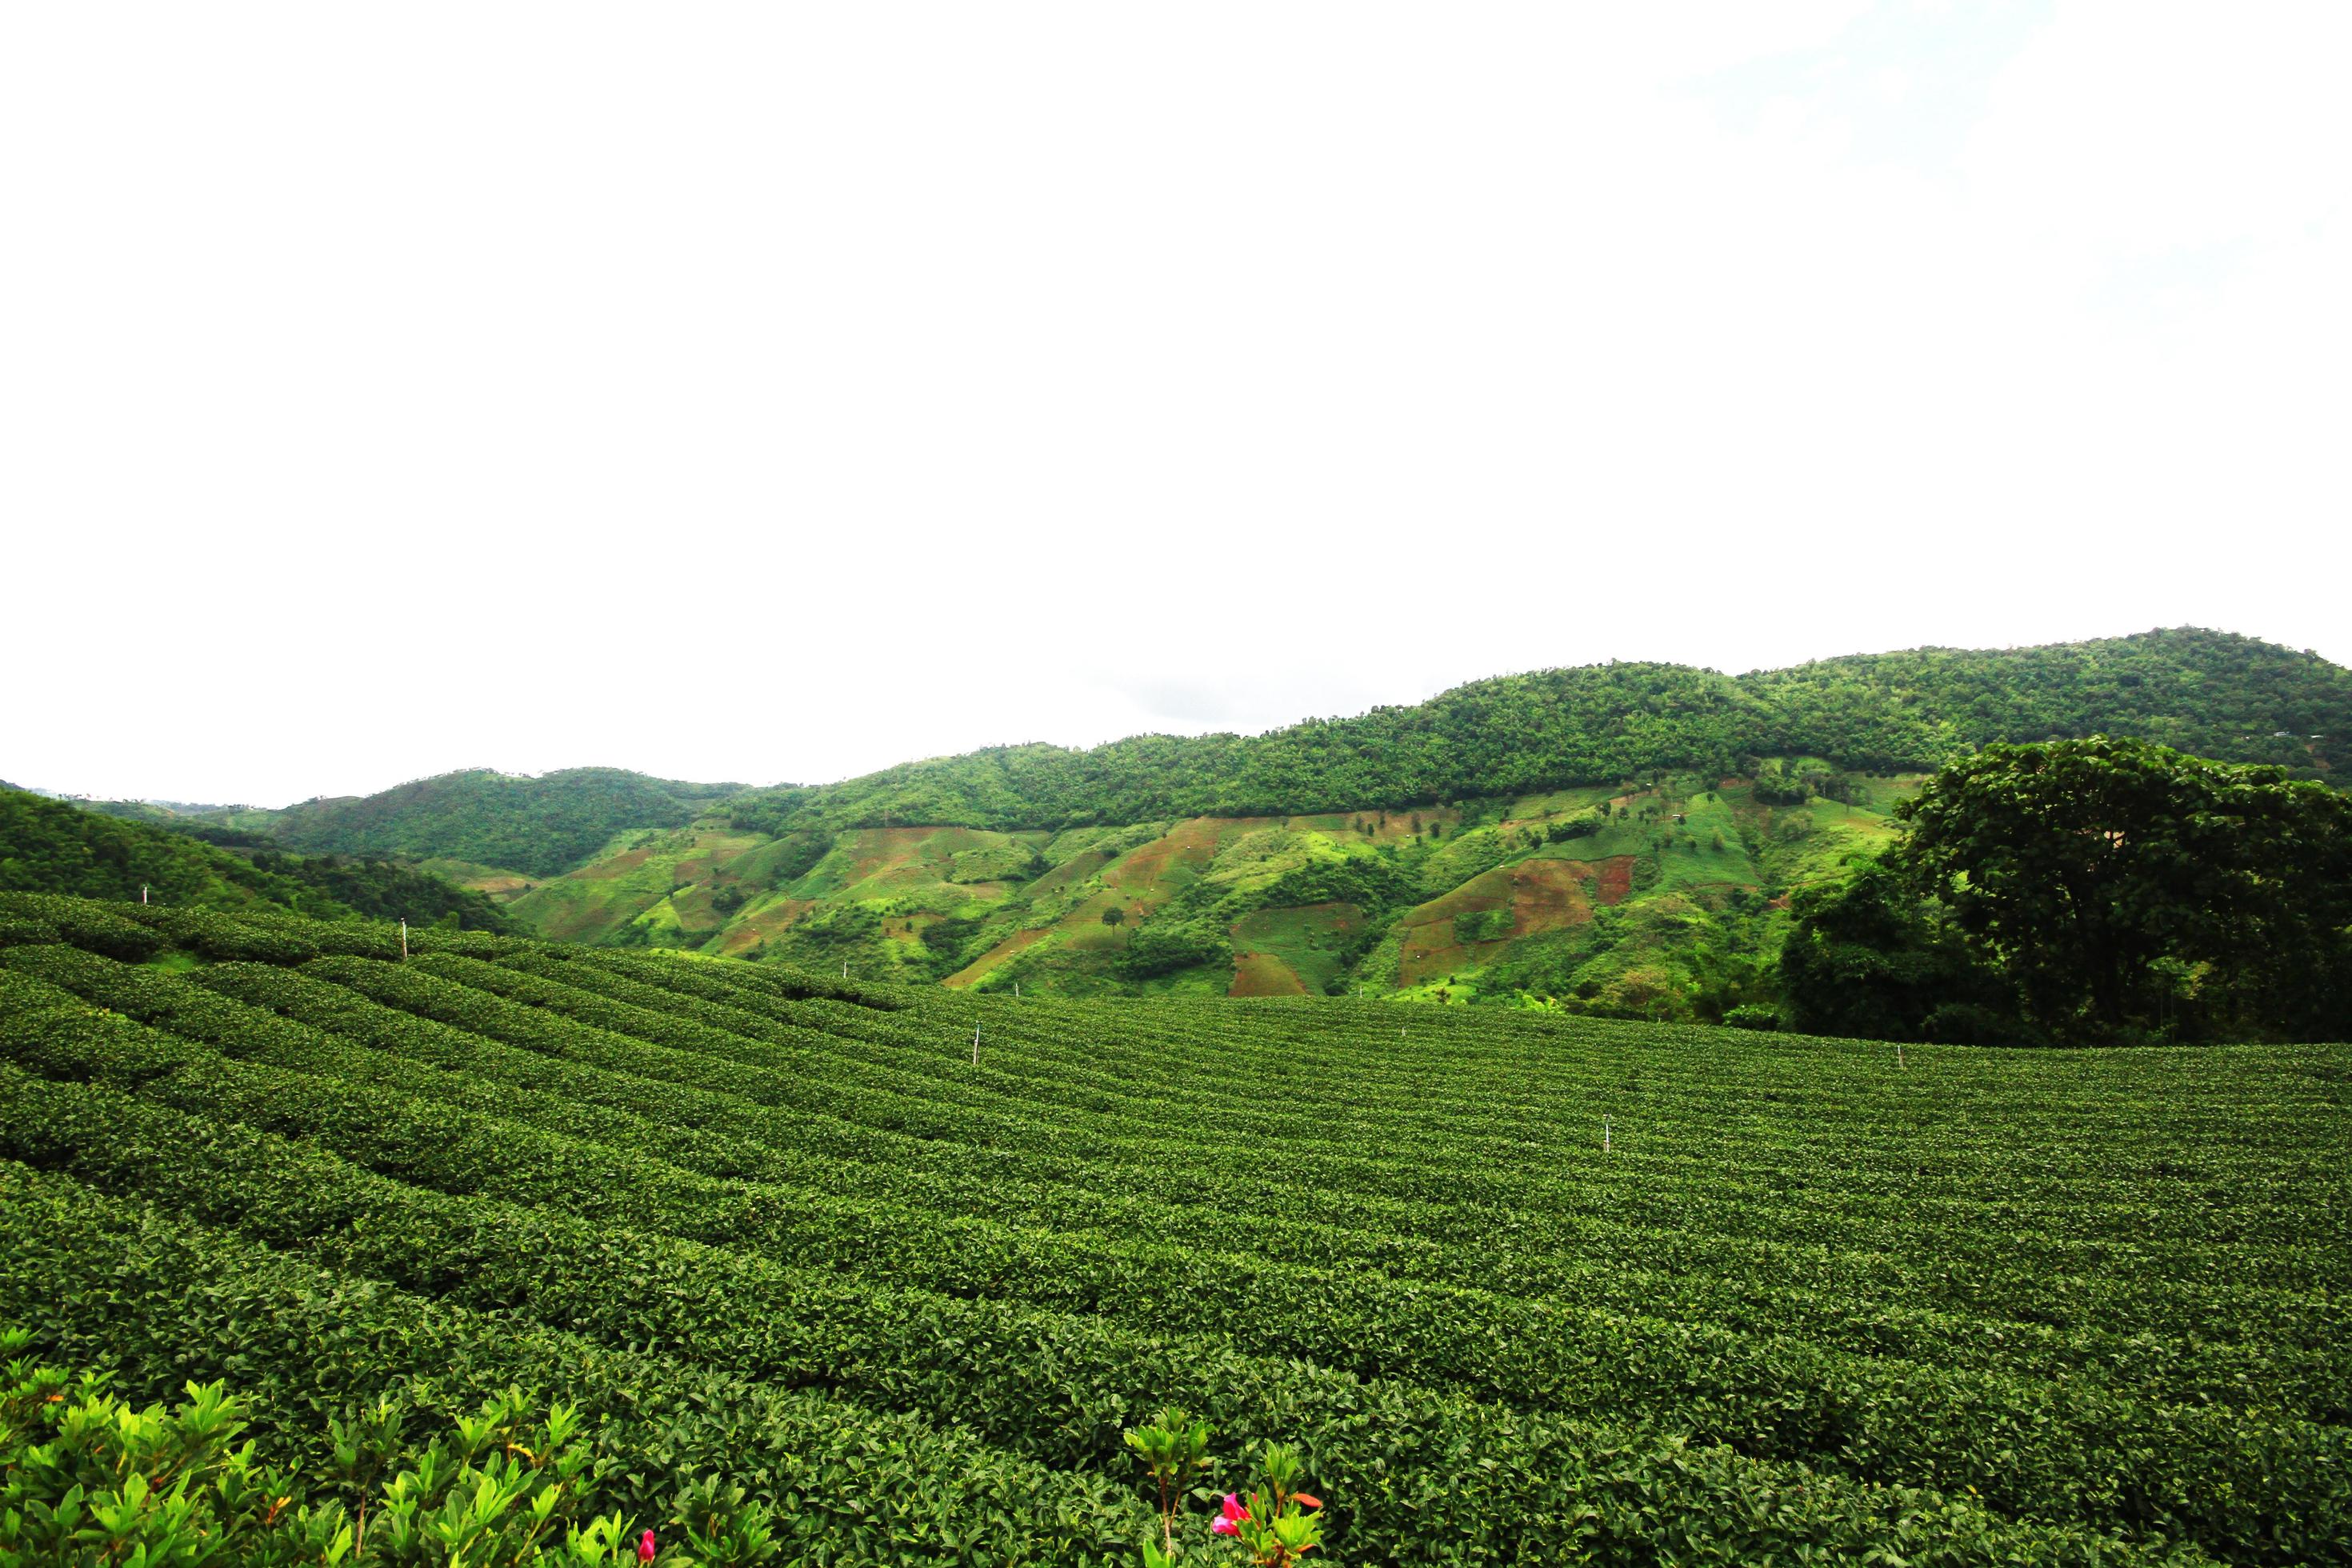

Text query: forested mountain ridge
(267, 768), (742, 878)
(0, 788), (510, 930)
(36, 768), (738, 885)
(729, 628), (2347, 836)
(15, 627), (2344, 1014)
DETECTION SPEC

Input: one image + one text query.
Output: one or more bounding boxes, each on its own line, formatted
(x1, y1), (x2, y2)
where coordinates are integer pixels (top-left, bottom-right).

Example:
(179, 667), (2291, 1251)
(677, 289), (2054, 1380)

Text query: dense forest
(0, 790), (510, 930)
(731, 629), (2350, 835)
(269, 768), (741, 877)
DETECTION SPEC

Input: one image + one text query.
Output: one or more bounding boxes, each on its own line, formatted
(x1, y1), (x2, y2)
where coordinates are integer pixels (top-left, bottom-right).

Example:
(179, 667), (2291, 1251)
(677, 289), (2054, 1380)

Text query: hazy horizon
(8, 3), (2346, 804)
(10, 621), (2334, 809)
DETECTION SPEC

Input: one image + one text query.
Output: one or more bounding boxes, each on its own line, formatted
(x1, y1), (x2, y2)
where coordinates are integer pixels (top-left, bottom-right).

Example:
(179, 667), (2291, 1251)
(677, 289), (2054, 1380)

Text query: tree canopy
(1784, 738), (2352, 1044)
(270, 768), (740, 877)
(1893, 738), (2351, 1042)
(0, 788), (510, 930)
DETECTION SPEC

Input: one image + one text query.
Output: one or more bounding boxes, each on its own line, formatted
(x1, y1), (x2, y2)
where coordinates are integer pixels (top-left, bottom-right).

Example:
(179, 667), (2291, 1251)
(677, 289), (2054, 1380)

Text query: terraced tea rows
(0, 891), (2346, 1566)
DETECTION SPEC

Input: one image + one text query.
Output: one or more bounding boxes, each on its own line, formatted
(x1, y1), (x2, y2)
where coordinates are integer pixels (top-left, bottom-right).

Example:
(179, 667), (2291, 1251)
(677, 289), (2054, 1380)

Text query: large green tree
(1891, 738), (2352, 1041)
(1779, 862), (2007, 1043)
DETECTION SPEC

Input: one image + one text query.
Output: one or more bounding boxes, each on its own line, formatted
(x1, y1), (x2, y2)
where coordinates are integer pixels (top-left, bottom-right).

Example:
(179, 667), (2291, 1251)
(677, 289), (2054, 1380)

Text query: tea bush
(2, 896), (2346, 1566)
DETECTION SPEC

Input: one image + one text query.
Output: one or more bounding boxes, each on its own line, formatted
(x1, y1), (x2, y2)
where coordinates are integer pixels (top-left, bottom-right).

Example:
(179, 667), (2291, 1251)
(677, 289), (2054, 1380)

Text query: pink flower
(638, 1529), (657, 1562)
(1213, 1494), (1249, 1536)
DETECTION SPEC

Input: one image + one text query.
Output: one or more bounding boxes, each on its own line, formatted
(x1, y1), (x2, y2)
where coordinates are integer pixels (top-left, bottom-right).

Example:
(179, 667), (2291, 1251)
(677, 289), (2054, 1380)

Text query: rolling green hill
(20, 628), (2343, 1013)
(267, 767), (744, 878)
(0, 788), (510, 931)
(0, 898), (2343, 1564)
(518, 628), (2349, 1014)
(727, 627), (2347, 837)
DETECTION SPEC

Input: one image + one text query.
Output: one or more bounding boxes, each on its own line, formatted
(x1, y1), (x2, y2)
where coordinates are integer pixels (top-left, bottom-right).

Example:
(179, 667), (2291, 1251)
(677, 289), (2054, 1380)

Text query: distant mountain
(507, 626), (2352, 1014)
(727, 628), (2347, 837)
(0, 786), (507, 930)
(268, 768), (743, 878)
(17, 626), (2346, 1016)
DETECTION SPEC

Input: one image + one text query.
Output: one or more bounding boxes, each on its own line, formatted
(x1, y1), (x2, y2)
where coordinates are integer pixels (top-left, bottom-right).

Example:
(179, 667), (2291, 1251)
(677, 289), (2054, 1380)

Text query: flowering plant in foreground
(1126, 1412), (1328, 1568)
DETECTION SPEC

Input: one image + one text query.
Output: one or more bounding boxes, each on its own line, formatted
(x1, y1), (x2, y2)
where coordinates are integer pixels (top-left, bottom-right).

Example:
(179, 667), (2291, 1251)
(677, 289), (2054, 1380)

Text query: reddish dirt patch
(1396, 866), (1514, 986)
(1230, 948), (1308, 998)
(531, 901), (636, 944)
(1109, 818), (1225, 894)
(1506, 858), (1597, 937)
(714, 898), (816, 955)
(673, 840), (753, 885)
(943, 926), (1049, 988)
(1028, 851), (1106, 897)
(836, 827), (954, 889)
(578, 846), (656, 882)
(1395, 855), (1635, 986)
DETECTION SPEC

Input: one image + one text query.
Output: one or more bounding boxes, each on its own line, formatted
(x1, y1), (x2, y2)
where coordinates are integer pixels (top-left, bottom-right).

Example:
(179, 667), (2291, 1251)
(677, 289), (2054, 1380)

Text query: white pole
(399, 918), (408, 960)
(1897, 1042), (1905, 1070)
(141, 885), (149, 905)
(971, 1024), (979, 1066)
(842, 960), (848, 978)
(1603, 1114), (1611, 1153)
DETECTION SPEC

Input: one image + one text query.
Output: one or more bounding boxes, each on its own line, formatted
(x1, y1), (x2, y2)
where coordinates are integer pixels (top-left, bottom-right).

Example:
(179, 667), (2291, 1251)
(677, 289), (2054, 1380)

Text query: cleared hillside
(518, 768), (1920, 1010)
(1, 896), (2346, 1564)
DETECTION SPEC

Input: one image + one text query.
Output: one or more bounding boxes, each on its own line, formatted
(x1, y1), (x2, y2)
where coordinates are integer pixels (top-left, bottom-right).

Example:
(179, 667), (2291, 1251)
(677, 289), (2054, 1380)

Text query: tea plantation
(1, 890), (2346, 1565)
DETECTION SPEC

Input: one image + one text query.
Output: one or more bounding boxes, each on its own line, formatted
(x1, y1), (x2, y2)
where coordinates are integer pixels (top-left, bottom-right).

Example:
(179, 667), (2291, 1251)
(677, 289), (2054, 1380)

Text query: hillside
(521, 630), (2350, 1011)
(267, 767), (744, 878)
(0, 788), (510, 931)
(0, 897), (2344, 1563)
(727, 627), (2348, 836)
(520, 770), (1911, 1015)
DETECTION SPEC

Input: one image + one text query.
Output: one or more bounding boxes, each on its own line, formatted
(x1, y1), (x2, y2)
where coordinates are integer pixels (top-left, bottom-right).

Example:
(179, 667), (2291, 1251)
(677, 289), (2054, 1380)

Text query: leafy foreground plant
(0, 1328), (774, 1566)
(1127, 1411), (1325, 1568)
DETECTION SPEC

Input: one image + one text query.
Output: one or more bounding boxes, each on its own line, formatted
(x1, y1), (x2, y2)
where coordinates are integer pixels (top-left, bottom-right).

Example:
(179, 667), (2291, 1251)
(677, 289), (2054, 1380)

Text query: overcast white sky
(5, 2), (2346, 806)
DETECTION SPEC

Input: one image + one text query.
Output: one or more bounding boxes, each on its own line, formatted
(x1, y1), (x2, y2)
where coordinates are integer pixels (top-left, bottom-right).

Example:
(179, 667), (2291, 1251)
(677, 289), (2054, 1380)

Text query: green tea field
(1, 892), (2346, 1565)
